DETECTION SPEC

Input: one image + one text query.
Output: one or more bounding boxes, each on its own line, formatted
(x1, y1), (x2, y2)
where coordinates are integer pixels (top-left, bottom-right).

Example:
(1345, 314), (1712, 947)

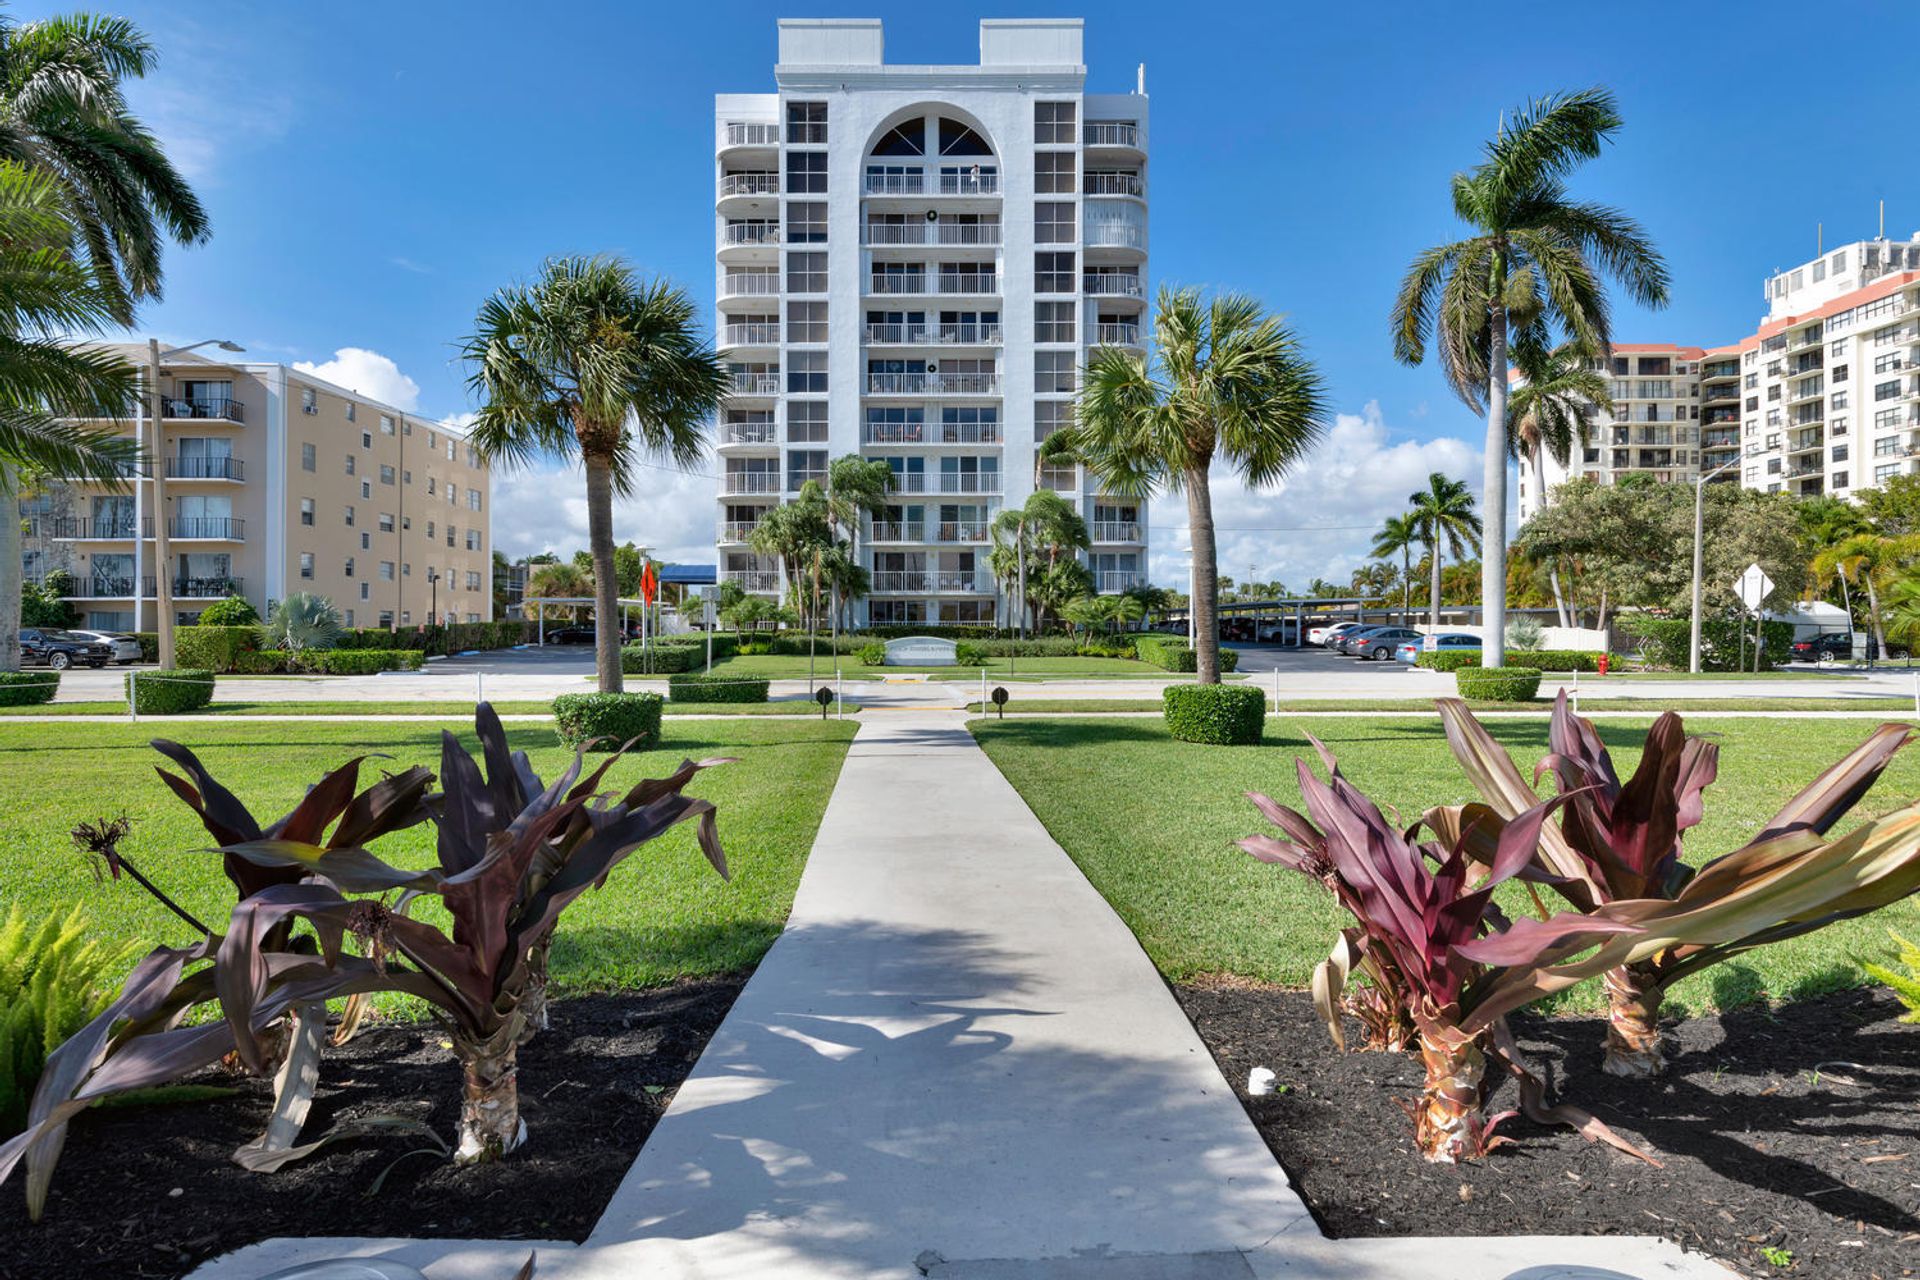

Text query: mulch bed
(0, 976), (746, 1280)
(1177, 982), (1920, 1279)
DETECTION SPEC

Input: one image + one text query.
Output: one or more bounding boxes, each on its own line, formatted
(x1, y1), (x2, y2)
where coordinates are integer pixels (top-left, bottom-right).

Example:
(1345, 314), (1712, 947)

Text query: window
(1035, 202), (1075, 244)
(1875, 379), (1901, 402)
(1035, 301), (1075, 344)
(1035, 351), (1076, 394)
(379, 464), (395, 485)
(1833, 363), (1850, 382)
(786, 250), (827, 293)
(403, 470), (411, 485)
(379, 561), (394, 581)
(344, 505), (355, 527)
(1832, 415), (1849, 437)
(1035, 399), (1070, 441)
(362, 481), (372, 499)
(1874, 436), (1902, 457)
(466, 571), (482, 591)
(787, 101), (826, 144)
(427, 477), (435, 495)
(300, 443), (316, 472)
(466, 529), (481, 551)
(1833, 390), (1850, 411)
(1875, 406), (1904, 431)
(1035, 151), (1074, 194)
(345, 454), (356, 476)
(380, 414), (395, 436)
(427, 521), (435, 539)
(360, 531), (370, 550)
(344, 557), (356, 578)
(1874, 352), (1904, 375)
(361, 431), (372, 449)
(401, 516), (410, 530)
(1835, 471), (1849, 489)
(787, 449), (828, 490)
(299, 552), (314, 580)
(378, 512), (395, 533)
(788, 401), (828, 443)
(1832, 443), (1850, 463)
(1877, 463), (1901, 484)
(788, 201), (826, 244)
(1034, 251), (1075, 293)
(1035, 100), (1076, 145)
(299, 498), (314, 526)
(298, 386), (319, 415)
(468, 489), (482, 512)
(788, 300), (827, 343)
(788, 350), (828, 393)
(446, 525), (457, 547)
(345, 402), (356, 422)
(1834, 250), (1848, 273)
(1813, 259), (1827, 283)
(785, 150), (826, 193)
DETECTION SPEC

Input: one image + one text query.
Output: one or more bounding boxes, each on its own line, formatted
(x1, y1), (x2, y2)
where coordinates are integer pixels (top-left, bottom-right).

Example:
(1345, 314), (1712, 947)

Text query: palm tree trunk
(1867, 573), (1887, 657)
(1482, 304), (1510, 669)
(1185, 466), (1221, 684)
(1428, 543), (1443, 627)
(452, 1029), (524, 1164)
(0, 473), (21, 672)
(1401, 548), (1412, 628)
(582, 452), (622, 694)
(1415, 1028), (1492, 1163)
(1601, 961), (1666, 1077)
(1549, 563), (1569, 629)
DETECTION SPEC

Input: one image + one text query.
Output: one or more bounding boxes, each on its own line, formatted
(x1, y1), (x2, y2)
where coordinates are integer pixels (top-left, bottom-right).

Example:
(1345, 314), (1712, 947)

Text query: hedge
(1454, 666), (1544, 702)
(1134, 634), (1240, 673)
(1162, 683), (1266, 745)
(128, 668), (214, 714)
(1415, 649), (1613, 673)
(653, 632), (739, 662)
(552, 692), (662, 752)
(0, 671), (58, 707)
(135, 632), (159, 663)
(338, 621), (531, 656)
(667, 672), (770, 704)
(1622, 614), (1794, 672)
(232, 649), (290, 674)
(172, 625), (259, 672)
(621, 643), (701, 674)
(298, 649), (424, 675)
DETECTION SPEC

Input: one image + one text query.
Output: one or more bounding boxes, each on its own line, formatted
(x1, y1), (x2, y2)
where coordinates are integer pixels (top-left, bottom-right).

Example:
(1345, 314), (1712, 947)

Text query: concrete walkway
(192, 710), (1736, 1280)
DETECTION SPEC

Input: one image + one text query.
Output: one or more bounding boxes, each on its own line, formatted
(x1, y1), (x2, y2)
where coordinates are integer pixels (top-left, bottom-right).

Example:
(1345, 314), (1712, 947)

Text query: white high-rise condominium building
(712, 17), (1150, 626)
(1518, 231), (1920, 522)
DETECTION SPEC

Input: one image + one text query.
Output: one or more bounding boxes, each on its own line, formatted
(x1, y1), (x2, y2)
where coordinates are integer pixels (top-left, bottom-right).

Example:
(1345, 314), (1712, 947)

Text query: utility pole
(1689, 457), (1739, 673)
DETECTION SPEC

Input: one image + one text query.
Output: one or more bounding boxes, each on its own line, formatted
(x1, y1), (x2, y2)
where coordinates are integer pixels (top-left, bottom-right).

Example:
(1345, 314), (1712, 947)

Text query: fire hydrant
(1597, 653), (1611, 676)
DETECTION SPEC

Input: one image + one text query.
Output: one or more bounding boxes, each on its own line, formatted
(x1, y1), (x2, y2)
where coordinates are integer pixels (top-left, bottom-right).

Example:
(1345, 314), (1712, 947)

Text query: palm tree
(463, 257), (726, 692)
(0, 162), (141, 672)
(1811, 533), (1920, 658)
(748, 480), (832, 625)
(1391, 88), (1667, 667)
(1408, 473), (1482, 627)
(1799, 496), (1871, 637)
(1370, 512), (1422, 627)
(824, 454), (892, 634)
(1071, 285), (1328, 682)
(525, 559), (593, 625)
(989, 489), (1089, 631)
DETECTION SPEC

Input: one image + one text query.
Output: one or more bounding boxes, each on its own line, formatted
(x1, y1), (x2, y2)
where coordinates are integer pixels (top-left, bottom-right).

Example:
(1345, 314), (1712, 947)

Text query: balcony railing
(52, 518), (133, 539)
(169, 516), (243, 540)
(1084, 273), (1143, 297)
(934, 521), (987, 542)
(864, 172), (926, 195)
(721, 323), (779, 347)
(870, 570), (986, 593)
(718, 421), (777, 445)
(717, 521), (762, 542)
(79, 575), (136, 597)
(1094, 323), (1142, 346)
(1084, 173), (1144, 198)
(937, 169), (999, 196)
(725, 570), (780, 592)
(723, 473), (780, 495)
(164, 397), (243, 422)
(862, 221), (1002, 246)
(718, 172), (777, 198)
(862, 420), (1002, 444)
(1097, 570), (1143, 593)
(721, 272), (779, 297)
(1085, 222), (1145, 249)
(1038, 466), (1078, 490)
(865, 372), (1000, 395)
(723, 122), (778, 147)
(1091, 521), (1140, 542)
(938, 272), (998, 295)
(727, 372), (781, 395)
(787, 470), (829, 490)
(721, 222), (780, 246)
(165, 456), (243, 480)
(868, 273), (927, 294)
(1084, 121), (1140, 148)
(174, 576), (241, 598)
(867, 522), (923, 542)
(864, 322), (1002, 345)
(934, 472), (1000, 494)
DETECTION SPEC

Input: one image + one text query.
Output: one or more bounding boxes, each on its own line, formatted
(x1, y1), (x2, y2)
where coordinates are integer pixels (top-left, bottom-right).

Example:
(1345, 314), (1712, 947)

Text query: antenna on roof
(1137, 62), (1145, 95)
(1817, 221), (1822, 256)
(1880, 199), (1886, 239)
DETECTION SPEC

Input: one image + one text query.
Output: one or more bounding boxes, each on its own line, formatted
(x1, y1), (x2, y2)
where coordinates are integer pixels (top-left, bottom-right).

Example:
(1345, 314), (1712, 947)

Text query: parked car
(1349, 626), (1424, 660)
(1311, 622), (1367, 648)
(1255, 619), (1299, 644)
(1396, 634), (1482, 665)
(1332, 625), (1401, 656)
(1790, 632), (1854, 663)
(544, 625), (596, 644)
(64, 629), (143, 665)
(19, 628), (112, 669)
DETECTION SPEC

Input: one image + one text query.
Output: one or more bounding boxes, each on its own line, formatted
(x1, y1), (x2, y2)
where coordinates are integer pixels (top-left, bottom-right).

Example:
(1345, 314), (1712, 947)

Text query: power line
(1149, 523), (1381, 534)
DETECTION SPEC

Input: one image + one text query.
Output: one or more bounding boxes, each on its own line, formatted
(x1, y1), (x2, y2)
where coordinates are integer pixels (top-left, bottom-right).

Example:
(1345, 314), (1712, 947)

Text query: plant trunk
(1866, 574), (1887, 658)
(0, 472), (21, 672)
(582, 452), (622, 693)
(454, 1031), (524, 1164)
(1601, 962), (1666, 1077)
(1549, 562), (1569, 629)
(1415, 1028), (1492, 1163)
(1482, 303), (1510, 668)
(232, 1000), (326, 1172)
(1185, 466), (1221, 683)
(518, 938), (552, 1045)
(1428, 543), (1443, 627)
(1401, 548), (1411, 629)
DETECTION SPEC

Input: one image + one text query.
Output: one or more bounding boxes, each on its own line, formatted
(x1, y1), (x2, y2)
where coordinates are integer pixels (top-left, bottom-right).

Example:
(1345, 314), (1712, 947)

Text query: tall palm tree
(525, 559), (593, 625)
(1811, 533), (1920, 658)
(747, 480), (832, 625)
(463, 257), (726, 692)
(1370, 512), (1421, 627)
(824, 454), (892, 633)
(1071, 285), (1328, 682)
(1799, 496), (1870, 636)
(1391, 88), (1667, 668)
(0, 161), (140, 672)
(989, 489), (1089, 631)
(1408, 472), (1482, 627)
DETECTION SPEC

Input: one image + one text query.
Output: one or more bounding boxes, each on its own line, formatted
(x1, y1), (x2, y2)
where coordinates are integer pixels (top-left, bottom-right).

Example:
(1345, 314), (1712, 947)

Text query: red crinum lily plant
(1240, 736), (1652, 1164)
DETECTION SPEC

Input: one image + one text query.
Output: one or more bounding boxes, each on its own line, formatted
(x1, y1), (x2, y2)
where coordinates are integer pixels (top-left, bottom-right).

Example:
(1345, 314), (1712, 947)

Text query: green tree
(612, 542), (644, 598)
(1370, 512), (1422, 627)
(195, 594), (257, 626)
(1508, 340), (1612, 624)
(1392, 88), (1667, 666)
(526, 559), (592, 624)
(1856, 475), (1920, 537)
(1071, 285), (1328, 681)
(463, 257), (725, 692)
(824, 455), (892, 633)
(989, 489), (1089, 631)
(1408, 473), (1481, 626)
(1812, 533), (1920, 657)
(747, 481), (831, 625)
(491, 550), (513, 618)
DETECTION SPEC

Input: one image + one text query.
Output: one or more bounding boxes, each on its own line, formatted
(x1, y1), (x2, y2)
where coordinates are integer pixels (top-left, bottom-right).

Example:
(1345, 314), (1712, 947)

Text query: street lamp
(1688, 455), (1741, 674)
(427, 568), (439, 631)
(149, 338), (244, 669)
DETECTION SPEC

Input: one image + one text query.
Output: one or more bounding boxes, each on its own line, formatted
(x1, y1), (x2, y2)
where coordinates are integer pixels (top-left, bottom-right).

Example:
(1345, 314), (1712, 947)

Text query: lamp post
(1688, 456), (1741, 674)
(149, 339), (244, 668)
(427, 569), (439, 633)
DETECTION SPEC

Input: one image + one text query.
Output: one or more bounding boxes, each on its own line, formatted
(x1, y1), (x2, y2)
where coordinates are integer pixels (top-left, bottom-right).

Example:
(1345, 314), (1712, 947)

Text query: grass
(0, 700), (859, 718)
(707, 653), (1182, 682)
(966, 697), (1920, 714)
(970, 714), (1920, 1016)
(0, 717), (857, 1000)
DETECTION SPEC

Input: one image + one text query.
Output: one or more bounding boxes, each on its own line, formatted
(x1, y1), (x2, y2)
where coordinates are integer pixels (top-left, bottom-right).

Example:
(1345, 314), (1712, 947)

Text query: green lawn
(966, 697), (1920, 714)
(0, 699), (858, 718)
(707, 653), (1179, 681)
(970, 714), (1920, 1015)
(0, 718), (857, 999)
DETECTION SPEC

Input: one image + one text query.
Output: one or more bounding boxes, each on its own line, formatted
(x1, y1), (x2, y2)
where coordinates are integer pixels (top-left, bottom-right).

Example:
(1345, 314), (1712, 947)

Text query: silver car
(65, 629), (144, 664)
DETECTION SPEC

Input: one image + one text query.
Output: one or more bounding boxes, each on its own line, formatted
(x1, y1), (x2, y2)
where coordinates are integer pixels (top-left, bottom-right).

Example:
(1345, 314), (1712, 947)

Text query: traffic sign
(639, 562), (658, 605)
(1735, 563), (1774, 611)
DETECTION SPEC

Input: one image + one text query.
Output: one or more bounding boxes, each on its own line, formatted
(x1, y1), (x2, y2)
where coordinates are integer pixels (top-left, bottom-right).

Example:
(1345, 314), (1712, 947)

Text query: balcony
(936, 169), (998, 196)
(868, 521), (924, 542)
(936, 272), (998, 295)
(52, 518), (134, 540)
(174, 576), (242, 598)
(721, 322), (779, 348)
(718, 172), (777, 200)
(722, 122), (778, 148)
(165, 456), (243, 481)
(868, 273), (928, 295)
(1094, 323), (1142, 347)
(862, 420), (1001, 444)
(1786, 462), (1824, 479)
(870, 570), (986, 593)
(1085, 172), (1144, 198)
(723, 473), (780, 495)
(164, 397), (243, 422)
(725, 570), (780, 592)
(717, 521), (762, 543)
(934, 472), (1000, 494)
(169, 516), (244, 540)
(720, 222), (780, 247)
(75, 575), (137, 597)
(718, 420), (778, 446)
(1701, 429), (1740, 449)
(865, 372), (1000, 396)
(1091, 521), (1141, 542)
(1084, 121), (1141, 149)
(1084, 221), (1146, 250)
(726, 372), (780, 396)
(864, 322), (1002, 345)
(787, 471), (829, 491)
(1084, 273), (1143, 298)
(1785, 377), (1824, 404)
(863, 221), (1002, 246)
(1097, 570), (1142, 593)
(864, 171), (926, 195)
(934, 520), (988, 542)
(720, 272), (779, 299)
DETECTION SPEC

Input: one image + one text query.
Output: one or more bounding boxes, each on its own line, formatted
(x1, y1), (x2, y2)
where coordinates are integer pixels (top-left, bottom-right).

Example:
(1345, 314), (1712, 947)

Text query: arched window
(871, 122), (924, 156)
(938, 118), (992, 157)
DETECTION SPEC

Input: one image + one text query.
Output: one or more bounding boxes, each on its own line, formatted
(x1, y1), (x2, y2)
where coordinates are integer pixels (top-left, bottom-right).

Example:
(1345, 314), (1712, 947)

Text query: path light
(815, 685), (834, 719)
(991, 686), (1009, 718)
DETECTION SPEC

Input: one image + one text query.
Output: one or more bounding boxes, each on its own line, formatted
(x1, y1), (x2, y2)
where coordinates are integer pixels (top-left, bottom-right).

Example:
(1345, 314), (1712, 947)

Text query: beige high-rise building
(22, 346), (493, 632)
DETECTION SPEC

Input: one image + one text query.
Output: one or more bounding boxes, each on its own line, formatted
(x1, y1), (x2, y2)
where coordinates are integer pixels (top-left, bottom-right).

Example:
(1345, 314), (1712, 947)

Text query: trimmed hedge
(195, 595), (260, 626)
(0, 670), (58, 707)
(667, 672), (770, 704)
(1622, 614), (1795, 672)
(954, 642), (988, 666)
(135, 632), (159, 663)
(128, 668), (214, 714)
(1162, 683), (1266, 745)
(232, 649), (290, 674)
(552, 692), (662, 752)
(621, 643), (702, 674)
(655, 632), (739, 662)
(172, 625), (259, 671)
(1134, 634), (1240, 673)
(1454, 666), (1544, 702)
(299, 649), (424, 674)
(1415, 649), (1612, 673)
(338, 621), (531, 656)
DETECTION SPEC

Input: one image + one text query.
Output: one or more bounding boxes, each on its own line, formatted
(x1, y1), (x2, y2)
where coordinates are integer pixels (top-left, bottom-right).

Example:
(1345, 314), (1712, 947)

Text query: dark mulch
(0, 977), (746, 1280)
(1177, 982), (1920, 1279)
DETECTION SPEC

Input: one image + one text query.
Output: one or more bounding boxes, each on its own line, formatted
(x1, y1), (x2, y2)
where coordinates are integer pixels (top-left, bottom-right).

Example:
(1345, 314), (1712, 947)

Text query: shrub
(552, 691), (663, 751)
(0, 671), (58, 707)
(668, 672), (770, 704)
(260, 592), (343, 655)
(1863, 930), (1920, 1025)
(1454, 666), (1543, 702)
(297, 649), (424, 675)
(954, 642), (988, 667)
(1623, 613), (1793, 671)
(230, 649), (290, 674)
(1135, 634), (1239, 673)
(1415, 649), (1610, 673)
(1504, 616), (1544, 651)
(171, 625), (259, 672)
(338, 621), (531, 655)
(857, 641), (886, 666)
(1162, 683), (1266, 745)
(127, 668), (214, 714)
(134, 632), (158, 663)
(0, 904), (132, 1136)
(195, 595), (259, 627)
(621, 643), (700, 674)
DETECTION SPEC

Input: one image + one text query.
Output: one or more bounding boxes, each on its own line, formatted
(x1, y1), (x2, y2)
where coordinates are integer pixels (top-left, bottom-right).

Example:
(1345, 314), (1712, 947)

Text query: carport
(527, 596), (651, 646)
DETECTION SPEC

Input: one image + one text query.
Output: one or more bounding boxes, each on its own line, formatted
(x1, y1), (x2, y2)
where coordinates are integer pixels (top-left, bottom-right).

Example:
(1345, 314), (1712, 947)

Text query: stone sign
(884, 635), (958, 666)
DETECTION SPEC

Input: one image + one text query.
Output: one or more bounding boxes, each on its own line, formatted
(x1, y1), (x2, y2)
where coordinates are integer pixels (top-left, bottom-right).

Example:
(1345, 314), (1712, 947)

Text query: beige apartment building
(22, 346), (493, 632)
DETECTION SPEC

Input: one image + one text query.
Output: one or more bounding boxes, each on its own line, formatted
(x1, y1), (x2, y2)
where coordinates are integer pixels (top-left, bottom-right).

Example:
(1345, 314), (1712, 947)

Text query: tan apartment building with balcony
(23, 346), (493, 632)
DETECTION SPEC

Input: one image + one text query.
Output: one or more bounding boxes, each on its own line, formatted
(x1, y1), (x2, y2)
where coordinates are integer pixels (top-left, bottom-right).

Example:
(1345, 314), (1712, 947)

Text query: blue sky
(40, 0), (1920, 580)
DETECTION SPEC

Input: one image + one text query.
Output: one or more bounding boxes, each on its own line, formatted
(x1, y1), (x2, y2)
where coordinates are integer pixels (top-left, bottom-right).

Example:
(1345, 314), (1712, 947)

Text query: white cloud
(490, 458), (717, 567)
(389, 257), (432, 275)
(1147, 401), (1493, 594)
(293, 348), (422, 412)
(127, 23), (292, 184)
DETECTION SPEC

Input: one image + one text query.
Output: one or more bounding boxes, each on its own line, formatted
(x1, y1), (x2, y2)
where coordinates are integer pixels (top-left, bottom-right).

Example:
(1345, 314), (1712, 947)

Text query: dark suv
(20, 627), (112, 669)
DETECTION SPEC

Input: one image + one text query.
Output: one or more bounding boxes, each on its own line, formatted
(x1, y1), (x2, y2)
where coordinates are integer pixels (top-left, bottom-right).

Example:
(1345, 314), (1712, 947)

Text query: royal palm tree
(1392, 88), (1667, 667)
(1408, 472), (1482, 627)
(1071, 285), (1328, 682)
(1370, 512), (1422, 627)
(463, 258), (726, 691)
(1812, 533), (1920, 658)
